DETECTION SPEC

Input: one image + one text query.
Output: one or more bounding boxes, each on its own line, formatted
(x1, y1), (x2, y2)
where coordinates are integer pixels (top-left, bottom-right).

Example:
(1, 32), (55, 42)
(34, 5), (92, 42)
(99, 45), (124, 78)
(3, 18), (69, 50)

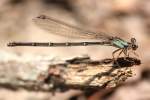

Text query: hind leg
(112, 48), (122, 67)
(112, 48), (122, 60)
(117, 49), (123, 58)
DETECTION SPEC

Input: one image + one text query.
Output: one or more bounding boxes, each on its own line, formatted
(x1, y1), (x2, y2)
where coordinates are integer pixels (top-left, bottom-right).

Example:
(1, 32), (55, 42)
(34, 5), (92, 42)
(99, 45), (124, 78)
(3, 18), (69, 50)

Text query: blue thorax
(112, 38), (128, 48)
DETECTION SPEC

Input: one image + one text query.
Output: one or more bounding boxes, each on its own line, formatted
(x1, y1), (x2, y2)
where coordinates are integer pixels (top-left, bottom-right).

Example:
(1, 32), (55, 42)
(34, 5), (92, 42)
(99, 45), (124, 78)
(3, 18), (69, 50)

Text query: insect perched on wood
(7, 15), (138, 59)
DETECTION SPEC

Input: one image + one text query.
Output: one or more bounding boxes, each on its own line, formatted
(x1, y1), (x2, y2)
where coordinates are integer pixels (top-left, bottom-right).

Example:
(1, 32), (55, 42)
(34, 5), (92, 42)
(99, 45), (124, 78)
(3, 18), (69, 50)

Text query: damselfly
(7, 15), (138, 58)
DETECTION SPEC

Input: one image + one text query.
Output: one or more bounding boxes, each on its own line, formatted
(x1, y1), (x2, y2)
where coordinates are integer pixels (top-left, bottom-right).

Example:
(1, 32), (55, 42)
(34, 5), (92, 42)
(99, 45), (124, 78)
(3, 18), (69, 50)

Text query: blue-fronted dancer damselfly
(7, 15), (138, 58)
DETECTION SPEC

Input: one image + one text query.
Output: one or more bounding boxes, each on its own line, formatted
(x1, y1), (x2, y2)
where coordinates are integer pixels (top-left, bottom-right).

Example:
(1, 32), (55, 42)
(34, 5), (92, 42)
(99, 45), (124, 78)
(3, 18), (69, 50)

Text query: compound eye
(131, 38), (136, 43)
(132, 44), (138, 50)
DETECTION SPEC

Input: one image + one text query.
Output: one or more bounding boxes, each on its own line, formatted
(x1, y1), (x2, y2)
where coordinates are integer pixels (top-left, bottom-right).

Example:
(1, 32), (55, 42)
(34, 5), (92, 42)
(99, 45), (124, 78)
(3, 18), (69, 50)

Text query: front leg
(133, 51), (139, 57)
(125, 49), (139, 58)
(123, 49), (135, 63)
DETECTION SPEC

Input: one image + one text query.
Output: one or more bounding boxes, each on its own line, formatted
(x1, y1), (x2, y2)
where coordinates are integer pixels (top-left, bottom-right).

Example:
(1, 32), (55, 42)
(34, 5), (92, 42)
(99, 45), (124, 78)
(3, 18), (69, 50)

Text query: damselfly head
(131, 38), (138, 50)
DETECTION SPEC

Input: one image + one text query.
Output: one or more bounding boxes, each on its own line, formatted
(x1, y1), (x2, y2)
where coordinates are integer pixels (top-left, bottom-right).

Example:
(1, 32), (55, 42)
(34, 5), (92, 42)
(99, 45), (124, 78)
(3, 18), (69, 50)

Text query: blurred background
(0, 0), (150, 100)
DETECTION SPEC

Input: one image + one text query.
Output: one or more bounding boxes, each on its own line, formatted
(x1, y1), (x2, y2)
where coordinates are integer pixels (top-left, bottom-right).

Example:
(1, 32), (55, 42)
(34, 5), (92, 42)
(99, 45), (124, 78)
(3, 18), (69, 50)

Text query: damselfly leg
(112, 48), (131, 67)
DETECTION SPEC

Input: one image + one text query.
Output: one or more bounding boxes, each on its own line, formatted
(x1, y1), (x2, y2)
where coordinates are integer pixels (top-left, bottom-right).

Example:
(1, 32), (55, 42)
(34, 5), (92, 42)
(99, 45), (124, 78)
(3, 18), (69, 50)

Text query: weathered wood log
(0, 52), (141, 91)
